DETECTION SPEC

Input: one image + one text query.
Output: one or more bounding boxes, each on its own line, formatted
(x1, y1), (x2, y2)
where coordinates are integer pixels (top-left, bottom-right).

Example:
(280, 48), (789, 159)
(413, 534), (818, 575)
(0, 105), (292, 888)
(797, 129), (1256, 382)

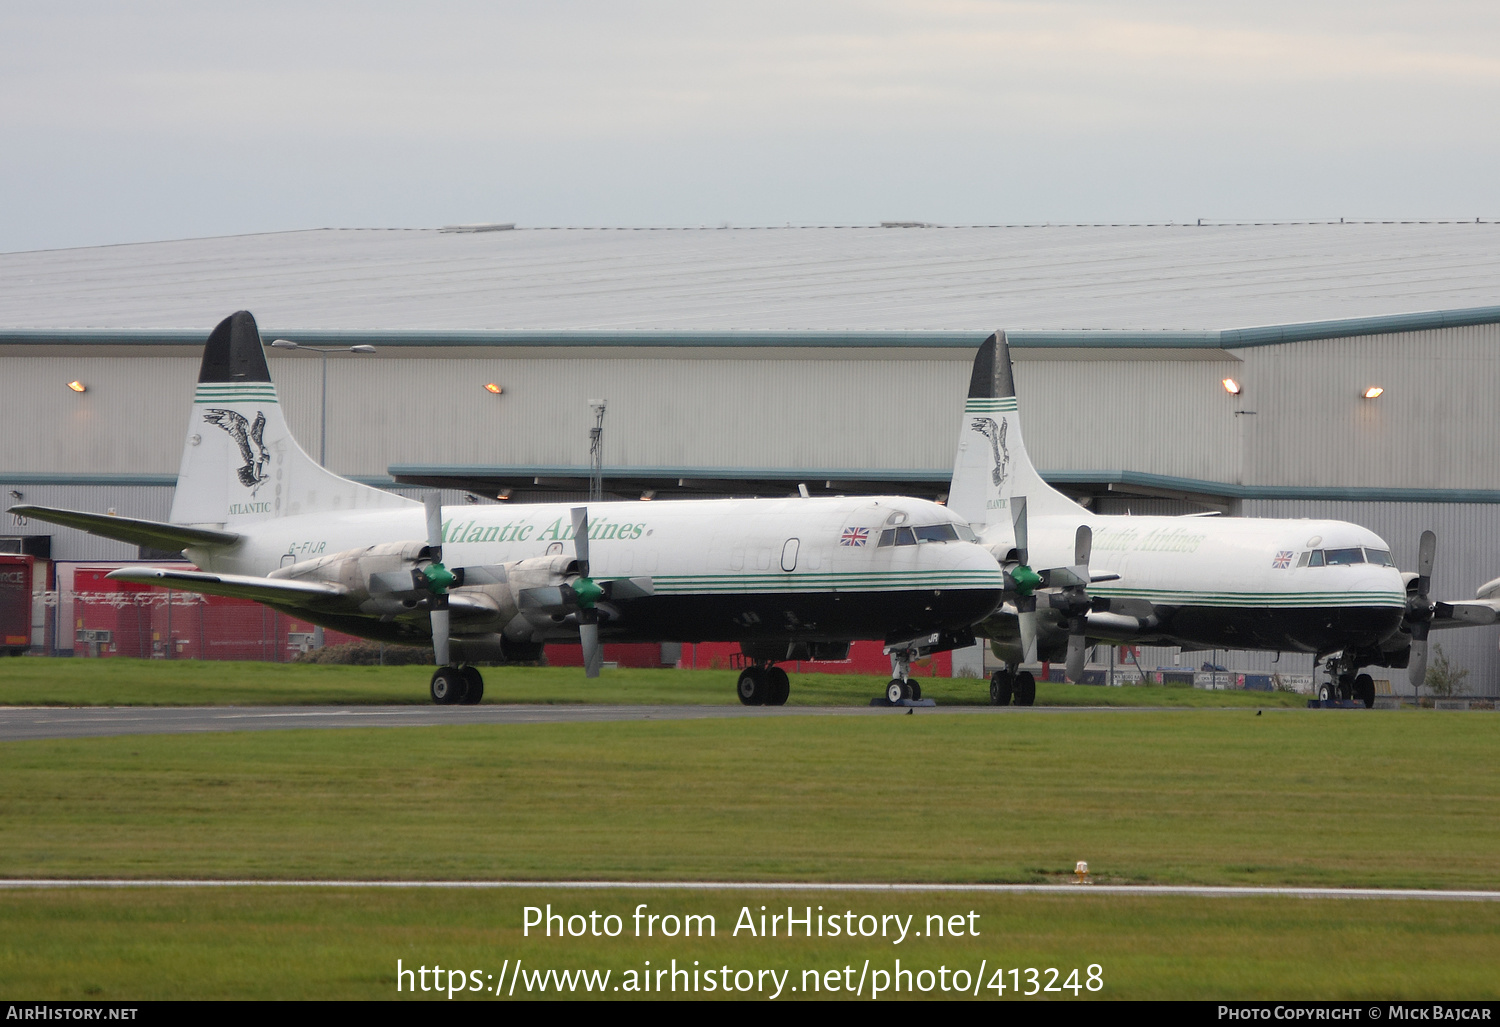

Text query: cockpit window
(956, 524), (977, 542)
(913, 523), (959, 543)
(1324, 548), (1365, 566)
(895, 527), (917, 546)
(1364, 548), (1393, 566)
(877, 529), (896, 548)
(1307, 550), (1325, 567)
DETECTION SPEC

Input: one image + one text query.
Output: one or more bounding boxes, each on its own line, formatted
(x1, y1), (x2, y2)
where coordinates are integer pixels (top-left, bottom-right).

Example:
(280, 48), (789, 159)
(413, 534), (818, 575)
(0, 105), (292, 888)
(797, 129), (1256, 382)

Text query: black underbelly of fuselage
(1145, 604), (1405, 655)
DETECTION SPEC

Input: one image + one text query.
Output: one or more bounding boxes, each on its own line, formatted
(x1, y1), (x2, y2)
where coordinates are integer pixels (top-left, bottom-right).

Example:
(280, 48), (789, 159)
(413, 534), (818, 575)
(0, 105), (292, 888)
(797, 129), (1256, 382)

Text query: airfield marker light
(484, 382), (503, 395)
(66, 380), (87, 393)
(1221, 378), (1241, 395)
(1074, 861), (1090, 884)
(1362, 386), (1384, 399)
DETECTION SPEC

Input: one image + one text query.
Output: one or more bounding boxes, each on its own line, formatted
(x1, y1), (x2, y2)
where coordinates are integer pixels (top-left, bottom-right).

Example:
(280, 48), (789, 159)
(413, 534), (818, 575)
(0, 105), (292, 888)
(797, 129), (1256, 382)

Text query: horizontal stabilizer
(107, 566), (343, 606)
(10, 505), (239, 552)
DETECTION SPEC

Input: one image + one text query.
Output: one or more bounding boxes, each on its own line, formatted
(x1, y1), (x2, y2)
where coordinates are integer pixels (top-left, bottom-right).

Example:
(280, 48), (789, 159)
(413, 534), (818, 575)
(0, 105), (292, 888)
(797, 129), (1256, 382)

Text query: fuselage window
(1324, 547), (1365, 566)
(895, 527), (917, 546)
(1364, 548), (1394, 566)
(913, 524), (959, 543)
(1307, 550), (1325, 567)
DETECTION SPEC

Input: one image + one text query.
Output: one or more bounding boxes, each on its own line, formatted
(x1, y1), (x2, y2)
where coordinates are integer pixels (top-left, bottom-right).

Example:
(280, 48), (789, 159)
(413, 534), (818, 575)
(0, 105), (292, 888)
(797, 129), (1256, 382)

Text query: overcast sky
(2, 1), (1498, 252)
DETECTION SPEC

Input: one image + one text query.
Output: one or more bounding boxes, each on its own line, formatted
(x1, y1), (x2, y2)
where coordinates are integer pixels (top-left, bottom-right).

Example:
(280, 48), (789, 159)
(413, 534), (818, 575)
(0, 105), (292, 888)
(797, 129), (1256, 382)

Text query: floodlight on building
(66, 380), (87, 393)
(1362, 386), (1384, 399)
(484, 382), (503, 394)
(1221, 378), (1241, 395)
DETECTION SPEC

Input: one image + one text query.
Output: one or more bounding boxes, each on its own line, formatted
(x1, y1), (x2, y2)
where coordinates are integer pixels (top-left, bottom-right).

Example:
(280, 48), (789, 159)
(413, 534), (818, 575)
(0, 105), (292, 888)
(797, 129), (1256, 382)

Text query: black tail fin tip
(198, 310), (271, 384)
(967, 330), (1016, 400)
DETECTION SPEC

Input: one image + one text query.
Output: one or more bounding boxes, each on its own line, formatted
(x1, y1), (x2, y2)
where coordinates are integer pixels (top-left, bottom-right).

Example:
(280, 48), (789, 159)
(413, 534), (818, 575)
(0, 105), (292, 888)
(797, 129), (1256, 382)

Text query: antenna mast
(587, 399), (607, 502)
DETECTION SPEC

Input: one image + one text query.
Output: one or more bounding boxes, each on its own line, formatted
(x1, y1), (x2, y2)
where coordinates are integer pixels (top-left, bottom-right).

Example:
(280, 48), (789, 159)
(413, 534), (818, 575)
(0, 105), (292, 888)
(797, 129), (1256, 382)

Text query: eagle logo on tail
(203, 409), (270, 494)
(970, 416), (1010, 487)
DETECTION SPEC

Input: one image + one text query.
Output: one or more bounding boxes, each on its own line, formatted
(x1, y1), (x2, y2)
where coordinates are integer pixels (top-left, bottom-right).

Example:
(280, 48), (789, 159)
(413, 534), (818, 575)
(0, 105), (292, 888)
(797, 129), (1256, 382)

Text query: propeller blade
(1075, 524), (1092, 567)
(1417, 529), (1436, 593)
(431, 607), (450, 667)
(571, 506), (590, 575)
(1065, 631), (1087, 683)
(1017, 594), (1038, 664)
(580, 620), (603, 678)
(424, 493), (444, 554)
(1408, 628), (1429, 689)
(1011, 496), (1029, 566)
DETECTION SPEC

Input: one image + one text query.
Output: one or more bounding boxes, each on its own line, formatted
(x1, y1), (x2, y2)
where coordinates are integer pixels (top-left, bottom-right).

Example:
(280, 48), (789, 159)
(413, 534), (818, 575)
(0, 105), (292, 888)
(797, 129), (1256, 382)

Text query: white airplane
(949, 332), (1500, 707)
(11, 311), (1005, 705)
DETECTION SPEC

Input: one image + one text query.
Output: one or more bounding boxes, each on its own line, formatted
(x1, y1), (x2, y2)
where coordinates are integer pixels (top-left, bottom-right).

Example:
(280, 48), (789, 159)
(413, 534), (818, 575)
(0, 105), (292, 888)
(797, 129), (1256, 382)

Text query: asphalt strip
(0, 703), (1229, 741)
(0, 880), (1496, 900)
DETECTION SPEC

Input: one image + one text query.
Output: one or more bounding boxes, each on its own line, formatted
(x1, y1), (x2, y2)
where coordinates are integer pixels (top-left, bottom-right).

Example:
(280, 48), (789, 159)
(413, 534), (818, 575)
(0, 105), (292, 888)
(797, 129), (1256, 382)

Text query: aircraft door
(781, 538), (800, 572)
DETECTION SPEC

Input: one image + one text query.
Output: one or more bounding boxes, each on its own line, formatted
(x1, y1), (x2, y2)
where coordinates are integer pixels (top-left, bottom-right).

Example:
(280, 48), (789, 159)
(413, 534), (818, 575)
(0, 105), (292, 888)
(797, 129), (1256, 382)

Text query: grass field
(0, 657), (1308, 708)
(2, 712), (1494, 887)
(3, 886), (1496, 1000)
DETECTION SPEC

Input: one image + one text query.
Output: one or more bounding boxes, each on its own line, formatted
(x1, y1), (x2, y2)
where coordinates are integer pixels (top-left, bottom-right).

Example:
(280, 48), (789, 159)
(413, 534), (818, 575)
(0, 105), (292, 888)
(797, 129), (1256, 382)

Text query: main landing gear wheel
(1354, 673), (1375, 709)
(765, 666), (790, 706)
(1013, 670), (1036, 707)
(737, 666), (769, 706)
(460, 666), (485, 705)
(430, 666), (467, 705)
(989, 670), (1013, 706)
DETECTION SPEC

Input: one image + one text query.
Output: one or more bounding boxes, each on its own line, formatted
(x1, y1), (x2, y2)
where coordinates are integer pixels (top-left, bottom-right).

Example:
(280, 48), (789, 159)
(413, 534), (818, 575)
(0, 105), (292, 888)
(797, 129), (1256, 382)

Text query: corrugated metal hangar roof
(2, 221), (1498, 332)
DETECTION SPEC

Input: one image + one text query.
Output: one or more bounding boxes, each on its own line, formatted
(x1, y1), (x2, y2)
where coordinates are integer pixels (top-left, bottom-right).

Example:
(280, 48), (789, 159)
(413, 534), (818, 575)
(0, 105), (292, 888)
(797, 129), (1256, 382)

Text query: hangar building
(3, 220), (1499, 693)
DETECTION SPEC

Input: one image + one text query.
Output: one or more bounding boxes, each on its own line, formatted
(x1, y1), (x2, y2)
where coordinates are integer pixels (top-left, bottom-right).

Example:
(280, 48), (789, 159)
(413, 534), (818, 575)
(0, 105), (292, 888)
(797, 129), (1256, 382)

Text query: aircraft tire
(765, 666), (790, 706)
(989, 671), (1012, 706)
(460, 666), (485, 705)
(1354, 673), (1375, 709)
(886, 679), (906, 704)
(737, 667), (767, 706)
(430, 667), (466, 705)
(1013, 671), (1036, 706)
(908, 680), (922, 701)
(1318, 682), (1334, 702)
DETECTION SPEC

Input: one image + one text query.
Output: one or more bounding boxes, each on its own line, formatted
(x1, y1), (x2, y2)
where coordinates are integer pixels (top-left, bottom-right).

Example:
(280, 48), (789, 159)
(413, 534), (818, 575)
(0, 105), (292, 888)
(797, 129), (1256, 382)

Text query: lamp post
(269, 340), (376, 466)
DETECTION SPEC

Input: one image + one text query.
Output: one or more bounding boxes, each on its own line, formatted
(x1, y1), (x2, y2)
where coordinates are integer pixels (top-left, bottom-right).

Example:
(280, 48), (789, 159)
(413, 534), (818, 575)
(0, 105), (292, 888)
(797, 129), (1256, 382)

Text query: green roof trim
(3, 304), (1500, 350)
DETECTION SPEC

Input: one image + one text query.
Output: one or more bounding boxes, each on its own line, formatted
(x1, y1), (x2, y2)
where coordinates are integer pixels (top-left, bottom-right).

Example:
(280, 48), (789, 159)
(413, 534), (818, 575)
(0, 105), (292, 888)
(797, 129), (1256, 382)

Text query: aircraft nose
(928, 540), (1006, 622)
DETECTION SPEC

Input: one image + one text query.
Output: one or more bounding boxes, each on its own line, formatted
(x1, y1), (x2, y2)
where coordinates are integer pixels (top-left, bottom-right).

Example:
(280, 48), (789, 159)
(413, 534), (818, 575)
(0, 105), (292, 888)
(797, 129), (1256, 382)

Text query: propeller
(1008, 497), (1041, 663)
(1063, 525), (1092, 683)
(420, 493), (459, 667)
(570, 507), (606, 678)
(1406, 529), (1437, 689)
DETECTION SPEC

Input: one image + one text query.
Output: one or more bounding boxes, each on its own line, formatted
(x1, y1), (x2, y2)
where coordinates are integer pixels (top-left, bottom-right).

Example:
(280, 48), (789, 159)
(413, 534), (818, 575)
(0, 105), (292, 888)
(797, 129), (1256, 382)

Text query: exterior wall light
(640, 490), (656, 501)
(484, 383), (503, 395)
(1221, 378), (1241, 395)
(496, 488), (512, 501)
(66, 380), (87, 393)
(1362, 386), (1384, 399)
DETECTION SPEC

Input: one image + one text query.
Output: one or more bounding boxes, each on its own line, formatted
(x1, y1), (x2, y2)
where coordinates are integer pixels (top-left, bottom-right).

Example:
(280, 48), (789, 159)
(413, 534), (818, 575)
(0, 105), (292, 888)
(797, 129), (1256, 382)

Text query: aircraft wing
(1429, 599), (1500, 630)
(107, 566), (345, 607)
(9, 505), (239, 551)
(105, 566), (500, 624)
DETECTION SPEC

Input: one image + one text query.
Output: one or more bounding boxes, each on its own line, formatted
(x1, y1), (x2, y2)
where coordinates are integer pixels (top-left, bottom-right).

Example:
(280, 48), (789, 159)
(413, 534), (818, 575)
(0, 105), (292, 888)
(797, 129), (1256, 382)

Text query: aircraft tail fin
(948, 331), (1084, 537)
(169, 311), (416, 527)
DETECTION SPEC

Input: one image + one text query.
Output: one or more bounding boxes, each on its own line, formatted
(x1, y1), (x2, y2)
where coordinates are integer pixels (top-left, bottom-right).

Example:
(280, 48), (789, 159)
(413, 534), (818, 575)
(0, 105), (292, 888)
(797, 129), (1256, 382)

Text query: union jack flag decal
(1272, 550), (1294, 569)
(841, 526), (870, 547)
